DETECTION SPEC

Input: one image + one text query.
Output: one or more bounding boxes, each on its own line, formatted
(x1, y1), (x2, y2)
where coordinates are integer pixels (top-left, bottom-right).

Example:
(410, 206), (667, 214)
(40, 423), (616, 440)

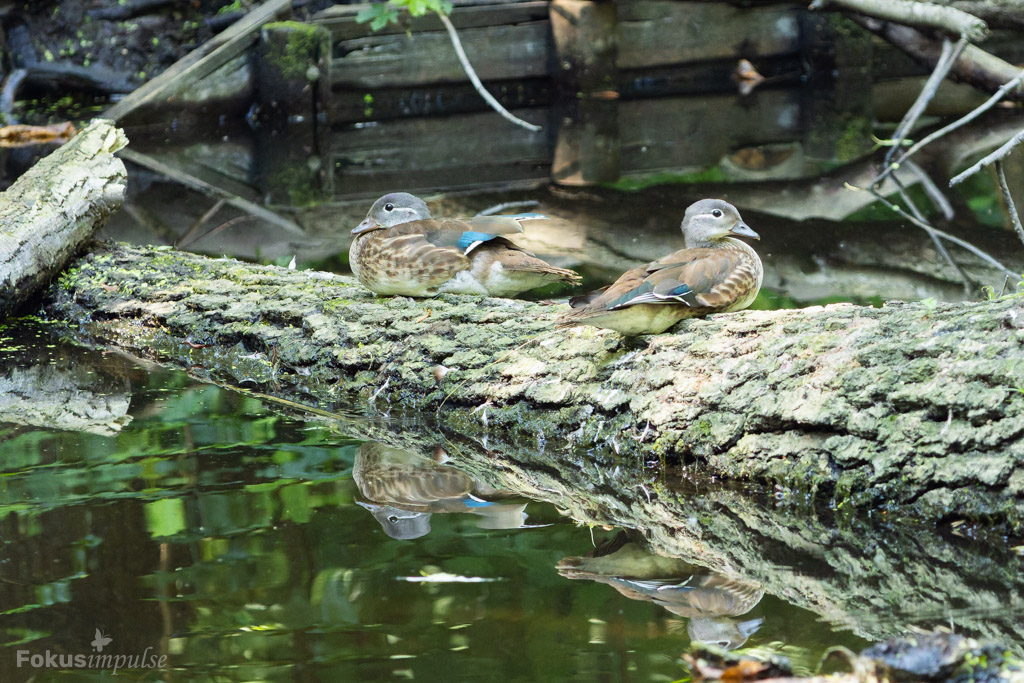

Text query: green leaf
(355, 4), (398, 30)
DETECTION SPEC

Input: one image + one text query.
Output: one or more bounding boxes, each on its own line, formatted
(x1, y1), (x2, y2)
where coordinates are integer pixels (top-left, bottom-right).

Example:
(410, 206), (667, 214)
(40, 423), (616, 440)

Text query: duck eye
(711, 209), (723, 218)
(384, 203), (395, 212)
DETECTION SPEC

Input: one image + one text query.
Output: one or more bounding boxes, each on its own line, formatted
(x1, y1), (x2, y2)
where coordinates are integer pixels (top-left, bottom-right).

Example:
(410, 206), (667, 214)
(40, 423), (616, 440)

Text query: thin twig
(996, 160), (1024, 247)
(874, 68), (1024, 187)
(949, 127), (1024, 185)
(888, 176), (974, 291)
(438, 12), (542, 132)
(882, 37), (967, 173)
(176, 198), (226, 248)
(904, 160), (954, 220)
(870, 190), (1019, 277)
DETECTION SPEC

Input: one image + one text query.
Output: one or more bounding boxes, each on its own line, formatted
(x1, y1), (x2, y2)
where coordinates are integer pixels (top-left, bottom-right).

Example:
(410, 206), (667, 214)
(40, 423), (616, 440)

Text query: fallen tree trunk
(43, 242), (1024, 530)
(0, 120), (127, 318)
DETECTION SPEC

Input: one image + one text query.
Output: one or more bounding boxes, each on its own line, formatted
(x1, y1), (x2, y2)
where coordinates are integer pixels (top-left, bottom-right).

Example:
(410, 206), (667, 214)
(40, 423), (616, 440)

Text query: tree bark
(0, 119), (127, 319)
(42, 242), (1024, 531)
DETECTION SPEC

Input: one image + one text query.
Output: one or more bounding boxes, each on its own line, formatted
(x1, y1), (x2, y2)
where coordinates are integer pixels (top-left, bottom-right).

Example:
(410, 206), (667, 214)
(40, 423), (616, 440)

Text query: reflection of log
(45, 242), (1024, 534)
(0, 326), (132, 436)
(0, 119), (126, 319)
(326, 420), (1024, 656)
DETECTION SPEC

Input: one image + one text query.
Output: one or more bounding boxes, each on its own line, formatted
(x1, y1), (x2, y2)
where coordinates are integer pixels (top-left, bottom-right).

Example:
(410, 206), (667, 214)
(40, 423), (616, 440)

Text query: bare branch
(949, 127), (1024, 185)
(868, 190), (1019, 278)
(874, 67), (1024, 187)
(810, 0), (990, 40)
(438, 12), (542, 133)
(852, 16), (1023, 97)
(881, 37), (967, 174)
(996, 160), (1024, 247)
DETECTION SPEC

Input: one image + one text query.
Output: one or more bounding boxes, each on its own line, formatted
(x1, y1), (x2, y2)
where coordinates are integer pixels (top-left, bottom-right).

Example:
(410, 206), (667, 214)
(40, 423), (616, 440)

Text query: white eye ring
(711, 209), (723, 218)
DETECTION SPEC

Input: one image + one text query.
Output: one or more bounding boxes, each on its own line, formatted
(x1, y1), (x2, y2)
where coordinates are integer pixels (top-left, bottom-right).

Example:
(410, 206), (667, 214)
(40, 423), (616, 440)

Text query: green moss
(262, 21), (326, 81)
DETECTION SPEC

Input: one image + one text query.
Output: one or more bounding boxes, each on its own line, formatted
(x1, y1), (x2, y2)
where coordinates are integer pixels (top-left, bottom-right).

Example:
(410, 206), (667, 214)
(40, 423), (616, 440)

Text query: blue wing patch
(666, 283), (692, 298)
(456, 231), (499, 252)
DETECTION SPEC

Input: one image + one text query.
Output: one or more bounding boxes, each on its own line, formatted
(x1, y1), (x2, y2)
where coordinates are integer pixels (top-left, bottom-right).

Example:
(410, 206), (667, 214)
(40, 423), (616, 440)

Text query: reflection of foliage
(601, 166), (727, 192)
(356, 0), (454, 31)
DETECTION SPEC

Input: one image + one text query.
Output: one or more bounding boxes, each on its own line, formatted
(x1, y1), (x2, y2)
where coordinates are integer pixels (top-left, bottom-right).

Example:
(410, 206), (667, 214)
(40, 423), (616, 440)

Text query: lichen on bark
(42, 242), (1024, 529)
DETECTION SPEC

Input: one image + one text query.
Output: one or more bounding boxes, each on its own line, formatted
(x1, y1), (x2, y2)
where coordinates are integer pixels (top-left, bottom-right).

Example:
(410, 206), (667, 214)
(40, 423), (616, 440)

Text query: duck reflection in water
(352, 442), (528, 540)
(558, 532), (764, 650)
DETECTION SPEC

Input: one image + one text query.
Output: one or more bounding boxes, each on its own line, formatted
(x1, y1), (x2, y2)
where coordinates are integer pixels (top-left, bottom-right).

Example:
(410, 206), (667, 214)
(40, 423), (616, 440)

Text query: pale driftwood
(43, 242), (1024, 534)
(811, 0), (990, 40)
(853, 16), (1024, 98)
(0, 120), (127, 319)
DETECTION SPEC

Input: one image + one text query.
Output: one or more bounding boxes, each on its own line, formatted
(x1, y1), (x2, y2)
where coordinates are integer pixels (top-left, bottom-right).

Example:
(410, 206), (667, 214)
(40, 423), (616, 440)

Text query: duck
(349, 192), (581, 297)
(555, 199), (763, 335)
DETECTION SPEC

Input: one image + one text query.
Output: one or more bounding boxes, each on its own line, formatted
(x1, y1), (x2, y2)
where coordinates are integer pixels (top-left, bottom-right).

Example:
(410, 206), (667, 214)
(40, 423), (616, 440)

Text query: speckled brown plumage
(350, 193), (581, 297)
(556, 199), (763, 335)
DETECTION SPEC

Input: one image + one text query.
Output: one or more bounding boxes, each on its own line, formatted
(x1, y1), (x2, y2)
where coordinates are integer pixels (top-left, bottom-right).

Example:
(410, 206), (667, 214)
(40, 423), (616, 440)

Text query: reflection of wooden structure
(111, 0), (854, 202)
(110, 0), (1024, 202)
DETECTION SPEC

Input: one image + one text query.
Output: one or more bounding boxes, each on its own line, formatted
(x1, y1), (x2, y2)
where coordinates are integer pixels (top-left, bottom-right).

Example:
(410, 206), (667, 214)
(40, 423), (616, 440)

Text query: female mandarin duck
(556, 199), (763, 335)
(350, 192), (581, 297)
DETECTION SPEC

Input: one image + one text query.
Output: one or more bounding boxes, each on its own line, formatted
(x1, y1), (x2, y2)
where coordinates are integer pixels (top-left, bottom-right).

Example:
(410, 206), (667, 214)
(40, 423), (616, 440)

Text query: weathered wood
(550, 0), (618, 92)
(329, 107), (552, 194)
(43, 242), (1024, 533)
(328, 88), (805, 193)
(332, 23), (552, 89)
(551, 98), (621, 185)
(616, 1), (803, 69)
(255, 21), (332, 123)
(103, 0), (293, 123)
(617, 89), (801, 172)
(119, 148), (305, 235)
(0, 120), (127, 319)
(314, 0), (550, 41)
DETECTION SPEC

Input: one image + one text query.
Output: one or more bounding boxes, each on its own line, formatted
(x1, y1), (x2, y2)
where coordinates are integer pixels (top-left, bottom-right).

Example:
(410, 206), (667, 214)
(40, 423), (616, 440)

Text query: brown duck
(350, 192), (581, 297)
(556, 199), (763, 335)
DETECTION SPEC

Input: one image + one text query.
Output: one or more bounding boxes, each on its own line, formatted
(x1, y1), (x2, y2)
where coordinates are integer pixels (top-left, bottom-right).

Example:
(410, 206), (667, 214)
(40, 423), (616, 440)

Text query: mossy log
(43, 242), (1024, 531)
(0, 120), (127, 318)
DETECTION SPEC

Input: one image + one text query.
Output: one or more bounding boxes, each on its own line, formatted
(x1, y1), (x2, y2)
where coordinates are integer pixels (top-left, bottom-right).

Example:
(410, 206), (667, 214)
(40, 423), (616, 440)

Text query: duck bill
(730, 221), (760, 240)
(352, 218), (379, 236)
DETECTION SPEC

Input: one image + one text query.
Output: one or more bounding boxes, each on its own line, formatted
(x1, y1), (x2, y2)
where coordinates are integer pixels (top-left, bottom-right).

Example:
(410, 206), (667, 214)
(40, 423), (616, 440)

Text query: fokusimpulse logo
(16, 628), (167, 674)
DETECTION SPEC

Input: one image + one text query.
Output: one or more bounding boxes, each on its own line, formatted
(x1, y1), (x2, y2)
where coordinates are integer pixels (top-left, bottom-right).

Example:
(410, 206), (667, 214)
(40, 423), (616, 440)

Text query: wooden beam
(617, 1), (803, 69)
(313, 1), (549, 41)
(103, 0), (293, 122)
(119, 148), (305, 236)
(332, 23), (552, 89)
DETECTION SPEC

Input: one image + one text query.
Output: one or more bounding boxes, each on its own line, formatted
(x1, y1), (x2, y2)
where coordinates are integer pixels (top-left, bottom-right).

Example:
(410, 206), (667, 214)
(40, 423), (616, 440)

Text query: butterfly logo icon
(91, 628), (112, 653)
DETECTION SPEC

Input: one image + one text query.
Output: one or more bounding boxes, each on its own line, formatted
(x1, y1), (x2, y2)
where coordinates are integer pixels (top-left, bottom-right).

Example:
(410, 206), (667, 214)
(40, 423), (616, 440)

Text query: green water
(0, 323), (872, 681)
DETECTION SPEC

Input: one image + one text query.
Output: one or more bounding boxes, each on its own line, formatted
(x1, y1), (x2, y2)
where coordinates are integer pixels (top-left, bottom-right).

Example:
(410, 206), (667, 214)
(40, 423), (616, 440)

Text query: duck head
(681, 199), (759, 249)
(352, 192), (432, 235)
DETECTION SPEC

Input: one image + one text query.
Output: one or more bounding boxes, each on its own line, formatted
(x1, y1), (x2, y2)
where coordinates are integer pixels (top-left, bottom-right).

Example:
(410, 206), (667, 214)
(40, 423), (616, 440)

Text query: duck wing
(593, 247), (753, 311)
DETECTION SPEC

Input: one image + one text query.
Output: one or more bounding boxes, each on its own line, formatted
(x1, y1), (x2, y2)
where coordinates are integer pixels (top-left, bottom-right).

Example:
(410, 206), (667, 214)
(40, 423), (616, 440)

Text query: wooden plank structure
(107, 0), (1024, 213)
